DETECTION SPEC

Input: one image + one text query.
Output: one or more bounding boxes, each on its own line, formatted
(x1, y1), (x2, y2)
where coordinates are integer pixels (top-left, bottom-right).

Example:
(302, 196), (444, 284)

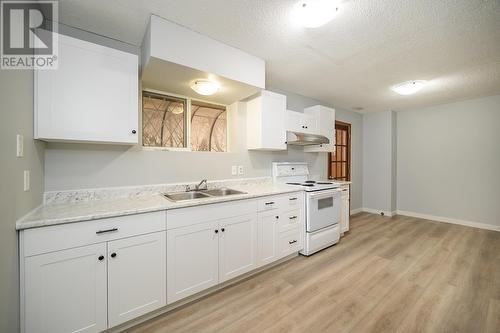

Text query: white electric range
(272, 162), (342, 255)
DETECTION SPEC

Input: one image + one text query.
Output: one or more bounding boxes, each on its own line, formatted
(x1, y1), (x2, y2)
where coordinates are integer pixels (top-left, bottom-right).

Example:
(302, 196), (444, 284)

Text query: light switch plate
(23, 170), (30, 191)
(231, 165), (237, 176)
(238, 165), (244, 175)
(16, 134), (23, 157)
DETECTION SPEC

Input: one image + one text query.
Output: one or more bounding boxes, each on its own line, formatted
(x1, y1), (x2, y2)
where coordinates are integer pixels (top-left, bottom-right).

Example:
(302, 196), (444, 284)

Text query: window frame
(141, 88), (228, 152)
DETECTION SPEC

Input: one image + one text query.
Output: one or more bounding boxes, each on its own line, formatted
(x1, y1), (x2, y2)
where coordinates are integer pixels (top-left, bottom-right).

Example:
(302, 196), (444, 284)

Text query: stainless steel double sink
(163, 188), (246, 202)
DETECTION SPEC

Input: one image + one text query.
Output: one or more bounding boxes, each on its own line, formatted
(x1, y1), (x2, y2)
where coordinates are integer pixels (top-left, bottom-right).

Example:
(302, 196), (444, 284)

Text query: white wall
(397, 94), (500, 228)
(362, 111), (396, 214)
(0, 70), (45, 333)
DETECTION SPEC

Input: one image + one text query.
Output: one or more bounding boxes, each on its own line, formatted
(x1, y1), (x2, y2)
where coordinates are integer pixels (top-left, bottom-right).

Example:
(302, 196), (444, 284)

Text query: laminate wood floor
(127, 213), (500, 333)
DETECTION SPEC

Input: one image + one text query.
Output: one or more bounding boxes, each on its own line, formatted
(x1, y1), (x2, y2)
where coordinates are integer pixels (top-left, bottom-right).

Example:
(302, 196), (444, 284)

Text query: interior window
(142, 91), (227, 151)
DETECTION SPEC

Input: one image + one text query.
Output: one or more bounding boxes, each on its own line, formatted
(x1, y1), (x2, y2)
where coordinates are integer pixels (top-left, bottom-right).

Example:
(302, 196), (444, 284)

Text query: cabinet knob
(214, 229), (219, 234)
(289, 240), (297, 244)
(131, 130), (137, 134)
(221, 228), (225, 232)
(110, 252), (117, 258)
(275, 216), (279, 219)
(98, 255), (104, 261)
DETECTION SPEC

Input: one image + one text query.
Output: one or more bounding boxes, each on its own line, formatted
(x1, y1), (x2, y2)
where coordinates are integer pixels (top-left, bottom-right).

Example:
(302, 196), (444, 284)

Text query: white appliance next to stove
(272, 162), (341, 256)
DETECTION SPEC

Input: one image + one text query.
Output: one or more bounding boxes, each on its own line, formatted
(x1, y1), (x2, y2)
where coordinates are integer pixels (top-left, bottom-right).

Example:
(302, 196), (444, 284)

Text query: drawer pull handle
(289, 198), (298, 201)
(289, 240), (297, 244)
(289, 216), (298, 220)
(96, 228), (118, 234)
(98, 255), (104, 261)
(110, 252), (117, 258)
(265, 201), (275, 205)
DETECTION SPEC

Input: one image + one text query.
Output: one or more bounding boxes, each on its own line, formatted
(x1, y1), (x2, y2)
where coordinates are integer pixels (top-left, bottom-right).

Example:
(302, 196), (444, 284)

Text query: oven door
(306, 189), (341, 232)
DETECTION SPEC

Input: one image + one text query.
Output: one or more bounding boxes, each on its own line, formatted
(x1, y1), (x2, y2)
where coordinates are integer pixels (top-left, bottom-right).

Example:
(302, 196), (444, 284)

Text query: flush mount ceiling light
(190, 79), (220, 96)
(292, 0), (340, 28)
(391, 80), (427, 95)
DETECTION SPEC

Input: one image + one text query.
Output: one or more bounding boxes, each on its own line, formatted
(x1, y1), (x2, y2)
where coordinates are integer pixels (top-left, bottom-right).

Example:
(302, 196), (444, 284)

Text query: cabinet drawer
(22, 211), (166, 257)
(283, 193), (303, 210)
(279, 209), (301, 233)
(257, 196), (282, 211)
(279, 228), (300, 258)
(257, 192), (302, 212)
(167, 199), (258, 229)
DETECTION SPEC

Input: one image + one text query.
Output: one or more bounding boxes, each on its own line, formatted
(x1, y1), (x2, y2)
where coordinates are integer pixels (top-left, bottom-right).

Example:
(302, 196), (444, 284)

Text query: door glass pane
(342, 146), (347, 161)
(342, 162), (347, 177)
(336, 146), (342, 159)
(342, 130), (347, 145)
(336, 163), (342, 177)
(336, 130), (341, 144)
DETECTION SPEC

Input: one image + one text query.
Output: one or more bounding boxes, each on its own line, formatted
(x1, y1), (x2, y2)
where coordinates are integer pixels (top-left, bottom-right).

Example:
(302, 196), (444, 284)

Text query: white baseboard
(361, 207), (395, 217)
(396, 210), (500, 232)
(350, 208), (363, 215)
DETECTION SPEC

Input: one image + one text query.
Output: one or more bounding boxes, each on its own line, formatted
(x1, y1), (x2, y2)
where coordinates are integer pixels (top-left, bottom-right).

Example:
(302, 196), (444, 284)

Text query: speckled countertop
(16, 182), (302, 230)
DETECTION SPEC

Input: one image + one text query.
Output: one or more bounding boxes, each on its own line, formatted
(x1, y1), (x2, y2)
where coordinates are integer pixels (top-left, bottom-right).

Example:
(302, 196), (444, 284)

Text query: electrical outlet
(16, 134), (24, 157)
(23, 170), (30, 191)
(238, 165), (244, 175)
(231, 165), (237, 176)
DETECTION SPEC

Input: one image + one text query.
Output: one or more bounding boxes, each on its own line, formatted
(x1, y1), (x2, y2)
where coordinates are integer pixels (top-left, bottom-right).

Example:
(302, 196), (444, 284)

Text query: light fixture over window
(391, 80), (427, 95)
(292, 0), (340, 28)
(190, 79), (220, 96)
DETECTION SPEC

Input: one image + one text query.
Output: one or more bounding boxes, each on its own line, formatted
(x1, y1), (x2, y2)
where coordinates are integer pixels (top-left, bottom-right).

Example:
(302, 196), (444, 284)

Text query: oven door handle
(307, 189), (341, 200)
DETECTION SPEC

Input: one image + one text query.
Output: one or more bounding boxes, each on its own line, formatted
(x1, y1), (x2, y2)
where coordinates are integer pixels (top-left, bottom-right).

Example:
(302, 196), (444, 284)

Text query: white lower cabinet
(219, 214), (258, 282)
(21, 211), (167, 333)
(107, 232), (167, 327)
(24, 243), (108, 333)
(340, 185), (350, 234)
(166, 221), (219, 303)
(257, 212), (280, 266)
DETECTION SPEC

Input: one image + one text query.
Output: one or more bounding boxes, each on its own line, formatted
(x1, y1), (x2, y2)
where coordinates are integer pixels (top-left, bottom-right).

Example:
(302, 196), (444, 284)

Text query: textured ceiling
(55, 0), (500, 112)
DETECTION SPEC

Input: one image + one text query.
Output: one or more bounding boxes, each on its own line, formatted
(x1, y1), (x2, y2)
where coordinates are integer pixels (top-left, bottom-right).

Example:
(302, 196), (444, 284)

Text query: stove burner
(286, 182), (315, 187)
(304, 180), (316, 183)
(317, 182), (333, 185)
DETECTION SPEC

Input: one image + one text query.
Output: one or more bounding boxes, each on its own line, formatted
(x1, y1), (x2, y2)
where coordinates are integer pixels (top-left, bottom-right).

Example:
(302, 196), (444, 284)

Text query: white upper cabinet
(303, 105), (336, 152)
(35, 33), (139, 144)
(285, 110), (319, 134)
(246, 90), (287, 151)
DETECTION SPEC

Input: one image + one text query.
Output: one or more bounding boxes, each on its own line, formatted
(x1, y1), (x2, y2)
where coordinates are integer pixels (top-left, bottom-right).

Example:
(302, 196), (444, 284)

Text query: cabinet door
(340, 189), (350, 233)
(257, 212), (280, 266)
(285, 110), (304, 132)
(35, 33), (138, 144)
(167, 221), (219, 303)
(219, 214), (258, 282)
(302, 113), (319, 134)
(261, 91), (287, 150)
(24, 243), (107, 333)
(107, 232), (166, 327)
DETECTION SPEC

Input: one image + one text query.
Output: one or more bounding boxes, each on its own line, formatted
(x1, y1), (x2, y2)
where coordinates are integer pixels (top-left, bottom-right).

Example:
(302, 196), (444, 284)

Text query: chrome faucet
(196, 179), (208, 191)
(185, 179), (208, 192)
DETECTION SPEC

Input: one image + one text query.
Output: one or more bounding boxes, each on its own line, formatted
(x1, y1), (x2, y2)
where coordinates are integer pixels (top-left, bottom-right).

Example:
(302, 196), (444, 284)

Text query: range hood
(286, 131), (330, 146)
